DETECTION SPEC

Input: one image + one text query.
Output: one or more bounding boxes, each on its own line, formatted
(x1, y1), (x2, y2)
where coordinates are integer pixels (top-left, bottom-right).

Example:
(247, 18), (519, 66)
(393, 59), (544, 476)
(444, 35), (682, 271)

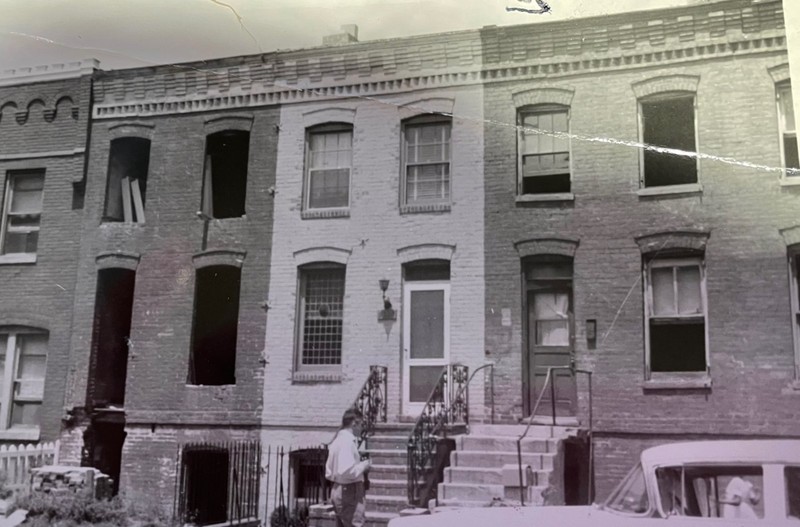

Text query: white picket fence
(0, 441), (60, 489)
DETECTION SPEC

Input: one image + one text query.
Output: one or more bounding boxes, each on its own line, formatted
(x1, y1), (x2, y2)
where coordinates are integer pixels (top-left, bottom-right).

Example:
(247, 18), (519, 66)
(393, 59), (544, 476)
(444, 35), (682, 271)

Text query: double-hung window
(402, 117), (451, 206)
(639, 94), (698, 188)
(777, 83), (799, 177)
(790, 249), (800, 381)
(1, 170), (44, 260)
(305, 124), (352, 210)
(296, 264), (345, 371)
(0, 328), (47, 434)
(518, 106), (571, 194)
(644, 257), (708, 376)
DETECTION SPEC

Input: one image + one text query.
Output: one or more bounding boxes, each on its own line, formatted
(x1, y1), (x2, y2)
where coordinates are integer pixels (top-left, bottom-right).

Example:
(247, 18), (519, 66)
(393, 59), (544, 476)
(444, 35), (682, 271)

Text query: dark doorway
(83, 420), (126, 495)
(183, 447), (230, 526)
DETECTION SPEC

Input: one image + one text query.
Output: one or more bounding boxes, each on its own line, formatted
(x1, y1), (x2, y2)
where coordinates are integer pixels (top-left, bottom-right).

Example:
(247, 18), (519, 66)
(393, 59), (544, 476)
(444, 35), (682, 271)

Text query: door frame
(402, 280), (451, 416)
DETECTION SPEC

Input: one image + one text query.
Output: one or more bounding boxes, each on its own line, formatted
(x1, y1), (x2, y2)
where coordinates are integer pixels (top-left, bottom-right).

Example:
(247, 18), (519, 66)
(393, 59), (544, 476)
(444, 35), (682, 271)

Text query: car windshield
(605, 463), (650, 515)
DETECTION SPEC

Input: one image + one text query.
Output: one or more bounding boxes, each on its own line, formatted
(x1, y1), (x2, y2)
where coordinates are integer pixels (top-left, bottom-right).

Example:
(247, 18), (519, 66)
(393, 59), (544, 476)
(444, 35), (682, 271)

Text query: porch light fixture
(378, 278), (396, 321)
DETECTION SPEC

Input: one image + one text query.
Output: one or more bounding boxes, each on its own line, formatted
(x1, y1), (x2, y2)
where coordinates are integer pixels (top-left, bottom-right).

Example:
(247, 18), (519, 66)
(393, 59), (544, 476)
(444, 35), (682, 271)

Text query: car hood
(388, 505), (606, 527)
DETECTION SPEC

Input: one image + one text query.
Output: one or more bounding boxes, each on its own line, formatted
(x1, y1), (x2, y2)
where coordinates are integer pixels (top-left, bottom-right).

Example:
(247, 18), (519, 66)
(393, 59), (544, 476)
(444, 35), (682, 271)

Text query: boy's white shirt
(325, 428), (369, 484)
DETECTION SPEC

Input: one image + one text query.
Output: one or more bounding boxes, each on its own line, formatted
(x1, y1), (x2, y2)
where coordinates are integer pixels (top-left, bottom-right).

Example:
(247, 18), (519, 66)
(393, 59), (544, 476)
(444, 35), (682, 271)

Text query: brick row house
(0, 60), (95, 444)
(0, 0), (798, 523)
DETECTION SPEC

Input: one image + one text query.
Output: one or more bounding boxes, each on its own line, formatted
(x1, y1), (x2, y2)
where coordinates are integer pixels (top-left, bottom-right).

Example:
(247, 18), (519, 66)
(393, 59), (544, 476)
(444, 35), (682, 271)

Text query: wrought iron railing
(407, 363), (468, 508)
(352, 365), (388, 447)
(515, 365), (594, 505)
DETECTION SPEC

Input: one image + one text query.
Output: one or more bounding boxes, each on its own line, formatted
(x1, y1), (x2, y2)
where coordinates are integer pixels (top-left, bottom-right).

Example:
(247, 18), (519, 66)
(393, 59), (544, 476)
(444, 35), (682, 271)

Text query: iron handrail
(516, 365), (594, 506)
(352, 365), (388, 448)
(450, 362), (495, 433)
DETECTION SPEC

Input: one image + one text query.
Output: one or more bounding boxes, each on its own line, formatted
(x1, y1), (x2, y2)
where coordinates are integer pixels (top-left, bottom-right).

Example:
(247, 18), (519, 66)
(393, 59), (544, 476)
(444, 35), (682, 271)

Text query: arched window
(202, 130), (250, 219)
(104, 137), (151, 223)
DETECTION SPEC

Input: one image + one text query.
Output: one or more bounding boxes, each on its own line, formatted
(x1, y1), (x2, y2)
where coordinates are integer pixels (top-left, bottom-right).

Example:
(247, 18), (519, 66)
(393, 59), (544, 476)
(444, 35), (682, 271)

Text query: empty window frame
(645, 257), (708, 375)
(639, 94), (698, 187)
(188, 266), (241, 385)
(402, 117), (452, 205)
(656, 465), (763, 519)
(104, 138), (150, 223)
(777, 83), (799, 176)
(202, 131), (249, 219)
(790, 249), (800, 380)
(0, 328), (47, 430)
(518, 105), (571, 194)
(786, 466), (800, 521)
(305, 124), (352, 210)
(296, 264), (345, 370)
(1, 170), (44, 256)
(88, 268), (136, 407)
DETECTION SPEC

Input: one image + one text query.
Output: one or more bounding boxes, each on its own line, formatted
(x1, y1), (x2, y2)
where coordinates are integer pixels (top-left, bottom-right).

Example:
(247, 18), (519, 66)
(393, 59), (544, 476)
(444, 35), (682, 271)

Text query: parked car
(388, 440), (800, 526)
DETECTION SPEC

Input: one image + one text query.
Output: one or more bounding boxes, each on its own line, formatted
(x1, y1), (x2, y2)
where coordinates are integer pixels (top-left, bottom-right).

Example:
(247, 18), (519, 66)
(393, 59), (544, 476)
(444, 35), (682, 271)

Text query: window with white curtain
(0, 328), (47, 431)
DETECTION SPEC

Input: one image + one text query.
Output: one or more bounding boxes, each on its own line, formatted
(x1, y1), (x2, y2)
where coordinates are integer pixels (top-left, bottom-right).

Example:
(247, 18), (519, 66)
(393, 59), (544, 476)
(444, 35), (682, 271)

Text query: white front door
(402, 281), (450, 416)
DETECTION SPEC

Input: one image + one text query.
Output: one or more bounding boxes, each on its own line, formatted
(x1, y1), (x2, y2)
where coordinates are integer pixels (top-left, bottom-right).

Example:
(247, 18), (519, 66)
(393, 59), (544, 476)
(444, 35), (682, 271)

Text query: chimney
(323, 25), (359, 46)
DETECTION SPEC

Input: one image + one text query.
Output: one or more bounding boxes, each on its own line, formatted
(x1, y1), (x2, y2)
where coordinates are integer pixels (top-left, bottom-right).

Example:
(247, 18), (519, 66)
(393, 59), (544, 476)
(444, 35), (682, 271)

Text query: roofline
(0, 59), (99, 87)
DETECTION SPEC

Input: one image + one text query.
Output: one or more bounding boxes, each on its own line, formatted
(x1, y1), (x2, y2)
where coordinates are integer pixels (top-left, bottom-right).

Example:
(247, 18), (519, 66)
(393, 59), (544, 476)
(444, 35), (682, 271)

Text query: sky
(0, 0), (700, 72)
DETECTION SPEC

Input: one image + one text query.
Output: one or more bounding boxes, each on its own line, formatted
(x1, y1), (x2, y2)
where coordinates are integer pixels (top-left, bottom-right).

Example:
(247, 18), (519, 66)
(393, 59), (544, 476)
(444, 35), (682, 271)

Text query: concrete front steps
(437, 423), (579, 508)
(363, 422), (415, 526)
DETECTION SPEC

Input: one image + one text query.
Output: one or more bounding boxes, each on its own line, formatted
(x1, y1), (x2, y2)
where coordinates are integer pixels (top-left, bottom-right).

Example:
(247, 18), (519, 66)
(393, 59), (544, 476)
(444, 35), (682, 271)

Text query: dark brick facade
(0, 61), (95, 443)
(481, 0), (800, 498)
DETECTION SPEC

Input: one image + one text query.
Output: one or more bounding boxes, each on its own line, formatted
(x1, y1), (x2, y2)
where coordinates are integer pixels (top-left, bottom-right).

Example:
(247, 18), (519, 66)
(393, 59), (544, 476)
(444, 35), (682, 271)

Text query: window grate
(301, 268), (345, 366)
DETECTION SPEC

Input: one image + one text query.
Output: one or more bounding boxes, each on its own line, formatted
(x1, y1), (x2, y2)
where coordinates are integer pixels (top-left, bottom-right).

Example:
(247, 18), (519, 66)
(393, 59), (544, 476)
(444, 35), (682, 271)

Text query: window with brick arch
(202, 130), (249, 219)
(517, 104), (571, 195)
(305, 123), (352, 210)
(401, 116), (452, 206)
(777, 82), (799, 177)
(104, 138), (150, 223)
(296, 263), (346, 371)
(639, 92), (698, 188)
(0, 327), (48, 433)
(644, 255), (709, 377)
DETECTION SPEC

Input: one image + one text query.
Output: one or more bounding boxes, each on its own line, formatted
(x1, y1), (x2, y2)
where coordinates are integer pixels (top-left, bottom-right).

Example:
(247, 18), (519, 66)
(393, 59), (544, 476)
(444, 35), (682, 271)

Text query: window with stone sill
(518, 105), (571, 195)
(402, 116), (452, 207)
(777, 83), (800, 177)
(1, 169), (44, 258)
(0, 328), (48, 432)
(305, 123), (352, 211)
(296, 263), (345, 372)
(644, 256), (709, 379)
(639, 93), (698, 188)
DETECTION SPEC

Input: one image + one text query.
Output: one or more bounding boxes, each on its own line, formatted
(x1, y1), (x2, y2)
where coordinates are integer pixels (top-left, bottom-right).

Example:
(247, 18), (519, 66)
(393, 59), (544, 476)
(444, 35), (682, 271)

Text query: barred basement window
(296, 264), (345, 371)
(104, 138), (150, 223)
(518, 105), (571, 194)
(202, 130), (249, 219)
(189, 266), (241, 385)
(290, 448), (331, 505)
(305, 124), (352, 210)
(639, 93), (698, 188)
(644, 256), (708, 376)
(402, 117), (451, 205)
(1, 169), (44, 258)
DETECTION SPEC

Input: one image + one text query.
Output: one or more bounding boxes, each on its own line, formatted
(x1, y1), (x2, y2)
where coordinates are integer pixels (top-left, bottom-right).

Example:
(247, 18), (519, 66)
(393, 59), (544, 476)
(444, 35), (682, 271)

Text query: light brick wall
(263, 84), (486, 429)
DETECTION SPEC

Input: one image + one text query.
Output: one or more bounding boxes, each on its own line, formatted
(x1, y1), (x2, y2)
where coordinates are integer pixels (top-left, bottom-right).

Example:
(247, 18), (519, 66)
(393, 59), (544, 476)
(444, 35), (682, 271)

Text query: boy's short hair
(341, 408), (363, 428)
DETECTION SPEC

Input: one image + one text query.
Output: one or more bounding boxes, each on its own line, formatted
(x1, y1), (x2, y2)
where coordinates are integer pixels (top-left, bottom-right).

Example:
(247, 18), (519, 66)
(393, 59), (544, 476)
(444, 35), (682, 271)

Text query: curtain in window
(533, 292), (569, 345)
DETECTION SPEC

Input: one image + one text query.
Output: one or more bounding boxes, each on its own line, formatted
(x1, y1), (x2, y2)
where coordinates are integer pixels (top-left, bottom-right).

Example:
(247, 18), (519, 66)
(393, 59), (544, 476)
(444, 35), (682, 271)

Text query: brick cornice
(90, 1), (785, 119)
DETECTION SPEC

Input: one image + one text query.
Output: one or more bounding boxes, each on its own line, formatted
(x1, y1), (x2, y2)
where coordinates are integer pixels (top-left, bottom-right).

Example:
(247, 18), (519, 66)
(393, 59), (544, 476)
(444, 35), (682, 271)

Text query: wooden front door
(524, 257), (577, 417)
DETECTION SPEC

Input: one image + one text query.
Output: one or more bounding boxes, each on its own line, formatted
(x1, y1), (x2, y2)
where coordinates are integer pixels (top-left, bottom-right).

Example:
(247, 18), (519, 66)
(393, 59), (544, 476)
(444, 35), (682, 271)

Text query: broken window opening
(189, 265), (241, 385)
(88, 268), (136, 408)
(202, 131), (249, 219)
(296, 263), (345, 371)
(1, 169), (44, 256)
(646, 256), (708, 375)
(640, 94), (697, 187)
(104, 138), (150, 223)
(518, 105), (571, 194)
(778, 83), (799, 175)
(178, 441), (261, 526)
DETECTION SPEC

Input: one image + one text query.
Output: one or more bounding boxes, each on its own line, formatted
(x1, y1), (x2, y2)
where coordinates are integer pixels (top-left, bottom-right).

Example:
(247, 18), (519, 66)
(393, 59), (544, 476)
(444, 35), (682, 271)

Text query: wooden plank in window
(131, 178), (145, 223)
(120, 177), (133, 223)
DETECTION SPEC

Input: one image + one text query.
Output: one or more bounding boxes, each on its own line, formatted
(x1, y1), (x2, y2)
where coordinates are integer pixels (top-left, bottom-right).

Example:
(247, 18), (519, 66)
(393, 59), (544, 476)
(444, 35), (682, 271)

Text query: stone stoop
(436, 424), (579, 509)
(362, 422), (416, 526)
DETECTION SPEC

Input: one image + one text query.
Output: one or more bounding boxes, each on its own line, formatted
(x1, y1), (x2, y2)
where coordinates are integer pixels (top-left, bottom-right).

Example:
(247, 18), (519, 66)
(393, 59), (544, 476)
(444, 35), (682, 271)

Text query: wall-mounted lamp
(378, 278), (397, 321)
